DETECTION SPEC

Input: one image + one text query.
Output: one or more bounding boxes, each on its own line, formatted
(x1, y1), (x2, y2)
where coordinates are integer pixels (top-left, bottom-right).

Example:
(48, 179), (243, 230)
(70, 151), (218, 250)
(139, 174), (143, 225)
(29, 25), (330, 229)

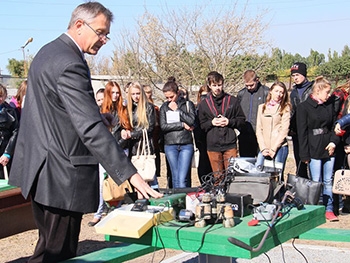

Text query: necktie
(83, 57), (91, 79)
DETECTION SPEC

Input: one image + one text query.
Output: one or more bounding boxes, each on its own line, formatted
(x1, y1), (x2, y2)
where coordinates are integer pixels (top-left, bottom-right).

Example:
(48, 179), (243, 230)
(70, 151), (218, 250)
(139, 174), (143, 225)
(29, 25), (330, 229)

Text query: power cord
(292, 238), (309, 263)
(175, 222), (216, 253)
(150, 211), (167, 263)
(280, 243), (286, 263)
(263, 252), (272, 263)
(174, 206), (226, 253)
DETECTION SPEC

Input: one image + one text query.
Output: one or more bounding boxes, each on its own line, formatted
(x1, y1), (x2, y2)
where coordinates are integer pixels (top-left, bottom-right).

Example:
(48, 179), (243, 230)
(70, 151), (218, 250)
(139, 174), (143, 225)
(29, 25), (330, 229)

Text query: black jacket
(290, 81), (314, 134)
(297, 96), (340, 161)
(198, 92), (245, 151)
(160, 97), (195, 145)
(0, 103), (19, 159)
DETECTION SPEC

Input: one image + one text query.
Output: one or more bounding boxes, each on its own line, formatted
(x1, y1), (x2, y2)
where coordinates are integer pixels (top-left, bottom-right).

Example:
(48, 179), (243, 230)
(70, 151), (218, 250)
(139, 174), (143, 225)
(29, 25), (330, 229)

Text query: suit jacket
(9, 34), (137, 213)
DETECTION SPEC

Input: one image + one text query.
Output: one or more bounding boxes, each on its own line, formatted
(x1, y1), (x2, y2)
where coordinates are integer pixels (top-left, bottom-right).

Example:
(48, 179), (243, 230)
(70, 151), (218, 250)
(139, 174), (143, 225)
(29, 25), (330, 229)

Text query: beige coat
(256, 103), (291, 153)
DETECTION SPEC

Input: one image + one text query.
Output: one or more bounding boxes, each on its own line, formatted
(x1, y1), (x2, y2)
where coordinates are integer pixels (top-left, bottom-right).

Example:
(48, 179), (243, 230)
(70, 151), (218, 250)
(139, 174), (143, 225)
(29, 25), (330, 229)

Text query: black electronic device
(225, 193), (253, 218)
(131, 199), (149, 212)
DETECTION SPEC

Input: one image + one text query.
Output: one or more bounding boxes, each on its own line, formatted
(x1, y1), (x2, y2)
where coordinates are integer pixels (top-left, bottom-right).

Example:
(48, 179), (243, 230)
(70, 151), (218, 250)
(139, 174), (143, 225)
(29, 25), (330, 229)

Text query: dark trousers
(29, 200), (83, 263)
(238, 125), (259, 158)
(292, 135), (308, 178)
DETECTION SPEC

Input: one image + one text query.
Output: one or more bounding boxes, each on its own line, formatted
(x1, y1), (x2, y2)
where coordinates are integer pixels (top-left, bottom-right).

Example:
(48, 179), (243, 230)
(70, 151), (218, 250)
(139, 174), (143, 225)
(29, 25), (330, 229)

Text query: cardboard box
(94, 204), (174, 238)
(185, 191), (205, 213)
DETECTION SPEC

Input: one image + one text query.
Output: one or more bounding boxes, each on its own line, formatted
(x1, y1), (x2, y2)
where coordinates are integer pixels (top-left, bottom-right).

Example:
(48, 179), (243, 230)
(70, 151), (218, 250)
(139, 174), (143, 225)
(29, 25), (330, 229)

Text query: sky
(1, 0), (350, 75)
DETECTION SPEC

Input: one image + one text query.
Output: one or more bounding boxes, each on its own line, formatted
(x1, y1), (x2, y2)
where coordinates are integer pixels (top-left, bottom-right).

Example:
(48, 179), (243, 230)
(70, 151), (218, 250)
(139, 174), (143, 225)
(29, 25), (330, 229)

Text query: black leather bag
(287, 173), (322, 205)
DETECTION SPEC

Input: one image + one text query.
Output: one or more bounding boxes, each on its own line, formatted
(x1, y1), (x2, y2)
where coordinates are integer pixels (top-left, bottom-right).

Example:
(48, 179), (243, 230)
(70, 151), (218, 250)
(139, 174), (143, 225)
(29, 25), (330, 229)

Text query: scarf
(266, 99), (280, 109)
(310, 94), (323, 105)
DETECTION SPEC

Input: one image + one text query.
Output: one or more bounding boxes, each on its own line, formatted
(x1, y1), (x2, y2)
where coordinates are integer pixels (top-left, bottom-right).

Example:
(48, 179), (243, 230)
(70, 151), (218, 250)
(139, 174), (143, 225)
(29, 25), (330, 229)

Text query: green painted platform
(299, 227), (350, 242)
(107, 205), (325, 259)
(62, 243), (157, 262)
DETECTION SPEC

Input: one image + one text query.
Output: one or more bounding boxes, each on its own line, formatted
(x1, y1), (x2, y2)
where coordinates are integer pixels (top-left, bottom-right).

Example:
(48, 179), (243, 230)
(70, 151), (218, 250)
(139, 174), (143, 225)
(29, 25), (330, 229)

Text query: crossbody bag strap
(186, 101), (197, 149)
(144, 128), (151, 155)
(135, 131), (143, 157)
(297, 161), (311, 180)
(191, 131), (197, 149)
(140, 129), (147, 155)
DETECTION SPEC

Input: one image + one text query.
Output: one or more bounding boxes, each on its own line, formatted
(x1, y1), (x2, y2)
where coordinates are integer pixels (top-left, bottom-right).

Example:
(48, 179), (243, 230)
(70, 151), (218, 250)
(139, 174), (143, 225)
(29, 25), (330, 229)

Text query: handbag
(333, 169), (350, 196)
(131, 129), (156, 182)
(287, 163), (322, 205)
(332, 155), (350, 196)
(191, 131), (199, 168)
(102, 174), (133, 202)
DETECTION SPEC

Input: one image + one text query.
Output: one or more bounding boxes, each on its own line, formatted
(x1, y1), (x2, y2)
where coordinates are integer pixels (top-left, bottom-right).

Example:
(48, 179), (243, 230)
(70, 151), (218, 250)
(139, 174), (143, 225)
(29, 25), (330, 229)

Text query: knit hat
(290, 62), (307, 77)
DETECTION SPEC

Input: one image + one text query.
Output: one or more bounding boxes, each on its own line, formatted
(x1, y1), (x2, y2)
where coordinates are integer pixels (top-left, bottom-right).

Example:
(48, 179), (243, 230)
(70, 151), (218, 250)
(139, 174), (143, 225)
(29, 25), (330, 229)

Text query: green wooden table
(106, 205), (325, 260)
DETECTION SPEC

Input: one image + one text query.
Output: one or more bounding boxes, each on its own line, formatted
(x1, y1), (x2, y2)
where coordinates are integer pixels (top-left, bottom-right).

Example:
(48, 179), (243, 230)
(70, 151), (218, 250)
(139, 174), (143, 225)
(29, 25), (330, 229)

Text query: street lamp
(21, 37), (33, 77)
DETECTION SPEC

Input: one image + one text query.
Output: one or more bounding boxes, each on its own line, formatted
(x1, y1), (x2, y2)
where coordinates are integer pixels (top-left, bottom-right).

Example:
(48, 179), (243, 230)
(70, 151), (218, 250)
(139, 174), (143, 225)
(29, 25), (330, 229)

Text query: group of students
(90, 62), (350, 225)
(238, 62), (350, 222)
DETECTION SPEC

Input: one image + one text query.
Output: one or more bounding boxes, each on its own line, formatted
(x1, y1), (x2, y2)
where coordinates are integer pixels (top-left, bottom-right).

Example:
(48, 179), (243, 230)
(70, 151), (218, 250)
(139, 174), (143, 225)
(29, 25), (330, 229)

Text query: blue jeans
(165, 144), (194, 188)
(256, 145), (289, 175)
(308, 157), (335, 212)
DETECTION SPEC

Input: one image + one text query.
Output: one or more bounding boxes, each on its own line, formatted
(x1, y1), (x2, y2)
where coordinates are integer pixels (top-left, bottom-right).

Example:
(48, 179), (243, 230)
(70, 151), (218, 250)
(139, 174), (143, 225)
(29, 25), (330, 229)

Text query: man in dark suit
(8, 2), (162, 262)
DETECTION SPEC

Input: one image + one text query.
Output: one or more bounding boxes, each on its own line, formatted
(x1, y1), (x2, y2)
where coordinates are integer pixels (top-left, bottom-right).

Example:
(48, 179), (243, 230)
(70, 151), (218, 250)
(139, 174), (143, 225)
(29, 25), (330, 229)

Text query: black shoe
(341, 207), (350, 214)
(88, 219), (100, 227)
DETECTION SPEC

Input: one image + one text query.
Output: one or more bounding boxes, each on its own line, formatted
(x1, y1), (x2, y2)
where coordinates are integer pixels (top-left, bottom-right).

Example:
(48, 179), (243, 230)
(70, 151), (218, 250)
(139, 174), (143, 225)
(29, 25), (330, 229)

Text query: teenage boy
(237, 70), (269, 157)
(290, 62), (313, 178)
(198, 71), (245, 175)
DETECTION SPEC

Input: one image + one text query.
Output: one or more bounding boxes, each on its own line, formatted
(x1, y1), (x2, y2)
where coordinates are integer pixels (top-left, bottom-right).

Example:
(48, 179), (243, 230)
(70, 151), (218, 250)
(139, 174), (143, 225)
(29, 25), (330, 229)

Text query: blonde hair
(143, 84), (154, 104)
(127, 82), (149, 129)
(312, 76), (331, 93)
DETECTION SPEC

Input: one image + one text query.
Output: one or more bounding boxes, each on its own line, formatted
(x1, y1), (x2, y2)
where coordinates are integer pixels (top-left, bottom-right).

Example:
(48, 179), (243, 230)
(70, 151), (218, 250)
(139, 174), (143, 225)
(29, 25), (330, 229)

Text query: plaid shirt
(332, 88), (349, 119)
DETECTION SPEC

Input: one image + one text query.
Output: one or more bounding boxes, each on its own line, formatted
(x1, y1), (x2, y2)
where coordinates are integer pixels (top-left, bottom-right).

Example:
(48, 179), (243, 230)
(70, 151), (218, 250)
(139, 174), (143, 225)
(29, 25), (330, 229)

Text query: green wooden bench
(61, 243), (158, 263)
(299, 227), (350, 243)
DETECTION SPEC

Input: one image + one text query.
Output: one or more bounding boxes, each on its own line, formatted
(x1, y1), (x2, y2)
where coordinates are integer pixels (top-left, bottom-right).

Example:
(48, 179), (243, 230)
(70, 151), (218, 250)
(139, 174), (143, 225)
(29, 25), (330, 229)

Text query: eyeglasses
(84, 21), (110, 42)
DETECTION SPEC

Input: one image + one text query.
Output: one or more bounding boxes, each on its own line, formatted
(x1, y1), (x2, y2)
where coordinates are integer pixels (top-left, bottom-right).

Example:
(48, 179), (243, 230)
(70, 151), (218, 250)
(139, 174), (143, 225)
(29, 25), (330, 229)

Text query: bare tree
(94, 0), (271, 94)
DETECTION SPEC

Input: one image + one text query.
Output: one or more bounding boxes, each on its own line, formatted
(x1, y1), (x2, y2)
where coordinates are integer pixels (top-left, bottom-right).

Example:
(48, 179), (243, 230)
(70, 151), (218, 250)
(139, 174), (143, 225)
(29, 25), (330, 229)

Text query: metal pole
(21, 37), (33, 77)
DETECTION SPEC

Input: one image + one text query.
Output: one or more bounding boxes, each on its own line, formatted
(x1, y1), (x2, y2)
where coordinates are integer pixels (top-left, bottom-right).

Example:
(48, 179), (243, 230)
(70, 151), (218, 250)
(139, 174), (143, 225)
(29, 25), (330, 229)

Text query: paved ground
(161, 242), (350, 263)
